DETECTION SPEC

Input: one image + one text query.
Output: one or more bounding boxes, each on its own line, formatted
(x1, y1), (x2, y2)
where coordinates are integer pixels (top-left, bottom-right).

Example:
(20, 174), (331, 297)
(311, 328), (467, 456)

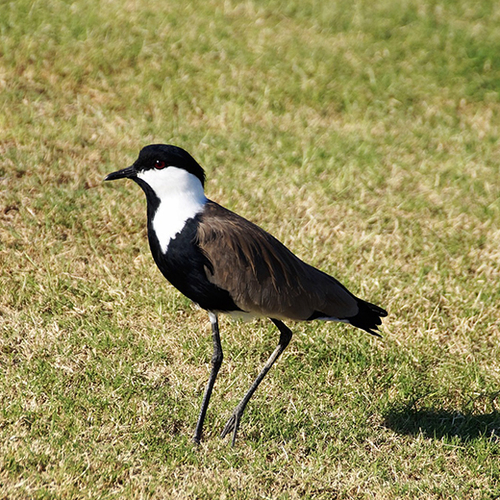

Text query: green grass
(1, 0), (499, 498)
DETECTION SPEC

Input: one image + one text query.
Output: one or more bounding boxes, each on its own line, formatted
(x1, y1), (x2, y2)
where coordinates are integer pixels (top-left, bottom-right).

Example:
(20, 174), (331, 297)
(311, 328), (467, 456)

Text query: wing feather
(196, 201), (359, 320)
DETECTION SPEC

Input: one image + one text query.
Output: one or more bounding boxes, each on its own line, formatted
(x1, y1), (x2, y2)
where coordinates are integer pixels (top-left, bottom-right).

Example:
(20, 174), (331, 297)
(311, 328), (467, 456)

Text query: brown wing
(196, 201), (359, 320)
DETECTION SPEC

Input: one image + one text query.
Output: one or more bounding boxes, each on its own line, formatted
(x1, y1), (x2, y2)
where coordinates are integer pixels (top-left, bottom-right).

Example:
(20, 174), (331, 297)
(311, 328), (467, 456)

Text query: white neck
(137, 167), (207, 253)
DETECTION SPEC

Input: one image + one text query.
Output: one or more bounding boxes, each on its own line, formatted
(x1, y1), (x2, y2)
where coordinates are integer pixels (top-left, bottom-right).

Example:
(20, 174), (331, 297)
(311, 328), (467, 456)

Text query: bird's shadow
(383, 395), (500, 442)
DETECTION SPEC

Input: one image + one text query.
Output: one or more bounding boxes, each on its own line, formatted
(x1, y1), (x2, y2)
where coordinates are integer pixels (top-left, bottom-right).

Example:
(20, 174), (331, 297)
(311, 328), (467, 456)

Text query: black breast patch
(147, 215), (242, 313)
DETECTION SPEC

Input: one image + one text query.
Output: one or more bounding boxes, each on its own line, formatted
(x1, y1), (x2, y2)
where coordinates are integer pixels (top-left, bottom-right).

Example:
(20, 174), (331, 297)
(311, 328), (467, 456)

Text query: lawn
(1, 0), (499, 498)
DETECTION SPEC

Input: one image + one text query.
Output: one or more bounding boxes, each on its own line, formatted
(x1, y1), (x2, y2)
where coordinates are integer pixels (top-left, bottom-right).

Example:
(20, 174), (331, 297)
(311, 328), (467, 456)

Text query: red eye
(155, 160), (166, 169)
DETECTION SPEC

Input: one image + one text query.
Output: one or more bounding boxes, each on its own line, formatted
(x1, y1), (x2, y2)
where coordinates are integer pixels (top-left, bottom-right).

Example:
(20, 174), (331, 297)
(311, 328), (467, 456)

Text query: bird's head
(105, 144), (206, 201)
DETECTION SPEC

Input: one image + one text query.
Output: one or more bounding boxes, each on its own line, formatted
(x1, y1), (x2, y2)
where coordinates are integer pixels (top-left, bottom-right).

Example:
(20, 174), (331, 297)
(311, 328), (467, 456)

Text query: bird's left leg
(221, 319), (292, 446)
(193, 311), (223, 444)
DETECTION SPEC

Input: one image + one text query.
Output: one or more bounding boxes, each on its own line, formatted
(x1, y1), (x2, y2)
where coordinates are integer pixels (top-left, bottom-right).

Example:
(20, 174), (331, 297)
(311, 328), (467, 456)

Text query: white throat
(137, 167), (207, 253)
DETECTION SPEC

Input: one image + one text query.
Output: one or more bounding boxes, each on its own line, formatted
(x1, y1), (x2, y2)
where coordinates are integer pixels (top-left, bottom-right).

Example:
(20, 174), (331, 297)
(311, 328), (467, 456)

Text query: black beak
(104, 165), (136, 181)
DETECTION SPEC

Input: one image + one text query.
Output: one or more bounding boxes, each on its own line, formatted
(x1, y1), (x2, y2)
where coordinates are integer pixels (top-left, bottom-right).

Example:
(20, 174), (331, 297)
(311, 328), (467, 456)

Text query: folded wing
(196, 201), (363, 322)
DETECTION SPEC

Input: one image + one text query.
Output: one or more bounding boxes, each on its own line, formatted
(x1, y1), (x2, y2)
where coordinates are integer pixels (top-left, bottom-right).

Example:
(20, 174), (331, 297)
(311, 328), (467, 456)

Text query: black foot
(221, 407), (244, 446)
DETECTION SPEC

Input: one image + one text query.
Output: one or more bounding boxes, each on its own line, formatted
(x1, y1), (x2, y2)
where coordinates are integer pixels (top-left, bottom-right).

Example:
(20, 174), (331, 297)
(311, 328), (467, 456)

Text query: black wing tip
(363, 326), (383, 338)
(369, 303), (388, 318)
(348, 299), (387, 337)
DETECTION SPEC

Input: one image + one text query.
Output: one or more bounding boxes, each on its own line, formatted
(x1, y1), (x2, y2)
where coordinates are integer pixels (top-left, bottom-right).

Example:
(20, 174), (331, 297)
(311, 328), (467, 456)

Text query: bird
(105, 144), (387, 446)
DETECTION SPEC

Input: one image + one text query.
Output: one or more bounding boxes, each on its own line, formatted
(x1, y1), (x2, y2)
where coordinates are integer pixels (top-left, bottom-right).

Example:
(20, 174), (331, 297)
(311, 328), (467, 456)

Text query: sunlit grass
(1, 0), (499, 498)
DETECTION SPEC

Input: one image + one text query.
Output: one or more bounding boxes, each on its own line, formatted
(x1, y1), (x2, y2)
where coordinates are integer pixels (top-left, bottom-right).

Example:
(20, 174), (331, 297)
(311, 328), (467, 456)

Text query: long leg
(193, 311), (223, 444)
(221, 319), (292, 446)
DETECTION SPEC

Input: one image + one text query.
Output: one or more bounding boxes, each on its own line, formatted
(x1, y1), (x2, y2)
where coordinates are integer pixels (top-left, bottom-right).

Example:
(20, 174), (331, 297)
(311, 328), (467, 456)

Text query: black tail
(347, 299), (388, 337)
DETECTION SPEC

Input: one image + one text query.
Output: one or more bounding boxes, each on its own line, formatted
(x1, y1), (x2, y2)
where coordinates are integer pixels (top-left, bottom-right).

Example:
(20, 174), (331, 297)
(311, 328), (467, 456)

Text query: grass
(1, 0), (499, 497)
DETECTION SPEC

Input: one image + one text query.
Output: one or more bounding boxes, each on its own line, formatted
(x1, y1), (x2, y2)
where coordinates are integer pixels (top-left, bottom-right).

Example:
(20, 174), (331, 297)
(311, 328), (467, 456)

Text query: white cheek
(137, 167), (207, 253)
(137, 167), (190, 198)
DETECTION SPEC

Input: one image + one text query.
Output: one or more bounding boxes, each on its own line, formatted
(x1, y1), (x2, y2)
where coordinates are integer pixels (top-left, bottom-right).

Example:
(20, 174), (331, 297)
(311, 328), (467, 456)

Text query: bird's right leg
(193, 311), (223, 444)
(221, 319), (292, 446)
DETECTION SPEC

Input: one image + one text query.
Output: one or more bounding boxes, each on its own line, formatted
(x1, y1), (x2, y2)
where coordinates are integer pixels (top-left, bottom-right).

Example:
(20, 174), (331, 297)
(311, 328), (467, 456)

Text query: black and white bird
(105, 144), (387, 445)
